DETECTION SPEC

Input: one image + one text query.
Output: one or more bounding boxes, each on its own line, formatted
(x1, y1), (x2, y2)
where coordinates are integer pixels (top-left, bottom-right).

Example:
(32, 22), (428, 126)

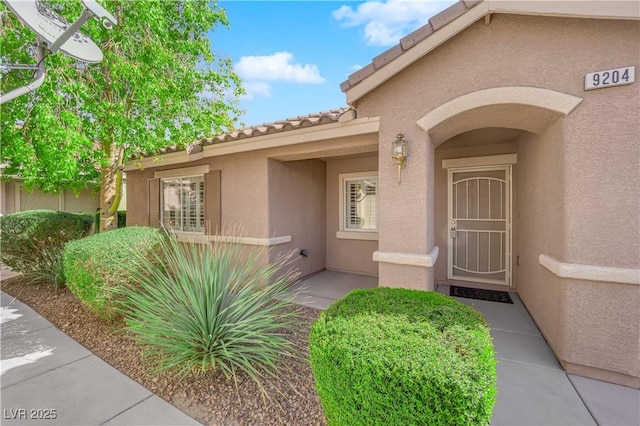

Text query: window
(339, 173), (378, 237)
(161, 175), (205, 233)
(345, 177), (377, 230)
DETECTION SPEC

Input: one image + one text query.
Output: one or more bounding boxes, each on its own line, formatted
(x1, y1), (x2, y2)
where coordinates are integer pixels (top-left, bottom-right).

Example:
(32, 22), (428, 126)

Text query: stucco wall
(353, 13), (639, 386)
(125, 168), (153, 227)
(357, 14), (639, 271)
(127, 154), (270, 235)
(63, 188), (100, 214)
(326, 154), (379, 275)
(127, 135), (381, 277)
(562, 279), (640, 387)
(267, 159), (327, 278)
(517, 122), (640, 387)
(515, 123), (569, 365)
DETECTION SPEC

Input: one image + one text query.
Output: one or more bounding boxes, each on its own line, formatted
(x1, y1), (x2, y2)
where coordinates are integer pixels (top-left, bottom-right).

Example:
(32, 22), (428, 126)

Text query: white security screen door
(447, 166), (512, 286)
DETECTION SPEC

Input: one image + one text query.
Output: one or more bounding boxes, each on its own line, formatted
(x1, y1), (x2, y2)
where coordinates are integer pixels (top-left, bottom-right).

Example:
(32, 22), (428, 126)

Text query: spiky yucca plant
(121, 234), (300, 389)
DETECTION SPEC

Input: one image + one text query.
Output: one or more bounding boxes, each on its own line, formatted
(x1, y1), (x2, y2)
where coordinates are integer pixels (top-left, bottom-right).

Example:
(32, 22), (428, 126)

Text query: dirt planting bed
(1, 278), (326, 426)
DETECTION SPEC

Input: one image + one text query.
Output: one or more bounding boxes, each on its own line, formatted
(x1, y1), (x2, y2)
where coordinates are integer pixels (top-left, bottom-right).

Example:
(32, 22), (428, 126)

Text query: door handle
(450, 227), (456, 238)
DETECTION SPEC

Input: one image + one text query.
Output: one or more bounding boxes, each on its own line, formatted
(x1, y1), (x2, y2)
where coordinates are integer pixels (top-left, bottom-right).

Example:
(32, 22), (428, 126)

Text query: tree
(1, 0), (243, 230)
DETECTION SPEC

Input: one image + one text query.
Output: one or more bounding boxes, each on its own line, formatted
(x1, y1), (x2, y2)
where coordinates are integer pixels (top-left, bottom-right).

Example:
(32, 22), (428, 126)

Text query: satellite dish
(0, 0), (116, 104)
(4, 0), (103, 63)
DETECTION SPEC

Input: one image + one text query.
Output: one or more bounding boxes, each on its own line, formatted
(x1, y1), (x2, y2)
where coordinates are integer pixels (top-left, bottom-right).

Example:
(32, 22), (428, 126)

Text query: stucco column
(375, 128), (437, 291)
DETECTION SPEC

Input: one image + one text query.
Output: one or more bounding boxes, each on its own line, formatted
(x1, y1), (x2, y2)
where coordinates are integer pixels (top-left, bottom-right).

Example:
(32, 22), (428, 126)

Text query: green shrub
(0, 209), (93, 279)
(63, 226), (164, 319)
(120, 235), (300, 389)
(93, 211), (126, 233)
(309, 287), (497, 426)
(117, 211), (126, 228)
(94, 211), (100, 232)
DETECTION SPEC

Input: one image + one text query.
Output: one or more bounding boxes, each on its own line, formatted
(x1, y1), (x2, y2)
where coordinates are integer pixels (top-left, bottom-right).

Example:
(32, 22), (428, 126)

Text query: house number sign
(585, 66), (635, 91)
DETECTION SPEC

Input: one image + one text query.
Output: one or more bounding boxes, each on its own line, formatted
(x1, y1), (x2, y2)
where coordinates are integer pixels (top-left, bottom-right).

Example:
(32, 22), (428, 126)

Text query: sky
(212, 0), (456, 128)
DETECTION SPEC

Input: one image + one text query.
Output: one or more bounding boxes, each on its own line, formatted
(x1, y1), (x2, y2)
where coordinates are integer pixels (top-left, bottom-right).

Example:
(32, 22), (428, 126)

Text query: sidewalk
(3, 268), (639, 425)
(292, 271), (640, 426)
(1, 290), (201, 426)
(442, 289), (640, 426)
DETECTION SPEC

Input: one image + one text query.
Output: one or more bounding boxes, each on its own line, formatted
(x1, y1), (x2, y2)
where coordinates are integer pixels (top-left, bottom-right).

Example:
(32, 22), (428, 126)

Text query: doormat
(450, 286), (513, 304)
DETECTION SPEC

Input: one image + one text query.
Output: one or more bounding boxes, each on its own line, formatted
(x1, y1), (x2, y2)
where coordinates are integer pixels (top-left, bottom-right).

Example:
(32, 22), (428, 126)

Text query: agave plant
(120, 233), (301, 390)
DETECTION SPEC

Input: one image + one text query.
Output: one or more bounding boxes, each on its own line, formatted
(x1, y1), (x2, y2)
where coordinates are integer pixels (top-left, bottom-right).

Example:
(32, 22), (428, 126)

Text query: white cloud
(241, 81), (272, 100)
(236, 52), (325, 84)
(333, 0), (456, 46)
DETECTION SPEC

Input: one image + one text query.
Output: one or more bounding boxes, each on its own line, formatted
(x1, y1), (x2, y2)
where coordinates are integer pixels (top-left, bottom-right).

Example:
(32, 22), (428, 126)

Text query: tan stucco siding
(62, 188), (100, 214)
(125, 167), (153, 227)
(353, 13), (639, 386)
(325, 154), (379, 275)
(356, 13), (638, 279)
(217, 153), (270, 235)
(515, 124), (568, 361)
(561, 91), (640, 269)
(267, 159), (327, 278)
(563, 278), (640, 387)
(127, 154), (270, 234)
(127, 134), (381, 277)
(357, 14), (639, 119)
(517, 121), (640, 388)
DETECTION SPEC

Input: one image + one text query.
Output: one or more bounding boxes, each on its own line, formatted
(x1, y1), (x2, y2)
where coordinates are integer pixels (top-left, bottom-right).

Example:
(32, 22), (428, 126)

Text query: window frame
(337, 171), (379, 241)
(160, 174), (205, 234)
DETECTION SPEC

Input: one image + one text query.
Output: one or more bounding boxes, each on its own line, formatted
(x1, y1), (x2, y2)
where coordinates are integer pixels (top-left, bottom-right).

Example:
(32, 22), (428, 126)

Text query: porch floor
(294, 271), (639, 426)
(288, 269), (377, 309)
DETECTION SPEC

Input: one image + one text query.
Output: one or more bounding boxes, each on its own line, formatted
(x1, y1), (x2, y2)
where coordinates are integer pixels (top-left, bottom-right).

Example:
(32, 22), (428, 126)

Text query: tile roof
(150, 107), (352, 156)
(340, 0), (480, 93)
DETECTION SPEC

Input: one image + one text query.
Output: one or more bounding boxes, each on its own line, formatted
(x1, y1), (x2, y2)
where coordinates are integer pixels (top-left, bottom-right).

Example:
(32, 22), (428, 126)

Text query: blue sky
(212, 0), (456, 127)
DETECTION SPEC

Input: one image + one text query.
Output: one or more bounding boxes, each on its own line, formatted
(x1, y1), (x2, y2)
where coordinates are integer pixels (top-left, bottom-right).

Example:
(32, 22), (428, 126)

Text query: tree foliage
(0, 0), (243, 228)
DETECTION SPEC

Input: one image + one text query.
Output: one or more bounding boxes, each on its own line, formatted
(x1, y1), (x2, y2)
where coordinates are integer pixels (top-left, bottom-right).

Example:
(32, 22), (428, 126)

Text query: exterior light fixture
(392, 134), (407, 183)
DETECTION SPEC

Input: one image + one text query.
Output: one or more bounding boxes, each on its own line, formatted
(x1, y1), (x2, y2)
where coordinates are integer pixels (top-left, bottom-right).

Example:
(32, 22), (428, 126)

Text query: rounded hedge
(309, 287), (497, 426)
(0, 209), (93, 274)
(63, 226), (165, 319)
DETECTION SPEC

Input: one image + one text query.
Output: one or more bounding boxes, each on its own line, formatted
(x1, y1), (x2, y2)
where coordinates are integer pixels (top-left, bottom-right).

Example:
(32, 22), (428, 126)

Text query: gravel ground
(1, 277), (327, 426)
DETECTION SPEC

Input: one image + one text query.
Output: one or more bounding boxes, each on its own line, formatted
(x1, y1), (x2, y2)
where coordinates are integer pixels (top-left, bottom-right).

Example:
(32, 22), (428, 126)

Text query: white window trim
(175, 233), (292, 246)
(337, 171), (379, 241)
(442, 154), (517, 169)
(160, 174), (205, 234)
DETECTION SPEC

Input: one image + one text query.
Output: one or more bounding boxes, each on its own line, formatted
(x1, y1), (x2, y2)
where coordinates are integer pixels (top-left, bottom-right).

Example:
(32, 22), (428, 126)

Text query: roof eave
(343, 0), (640, 104)
(124, 115), (381, 171)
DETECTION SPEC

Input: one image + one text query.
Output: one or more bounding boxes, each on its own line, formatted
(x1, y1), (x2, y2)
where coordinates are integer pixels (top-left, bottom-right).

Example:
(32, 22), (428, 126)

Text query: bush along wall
(93, 210), (127, 233)
(0, 209), (93, 276)
(63, 226), (165, 320)
(309, 287), (497, 426)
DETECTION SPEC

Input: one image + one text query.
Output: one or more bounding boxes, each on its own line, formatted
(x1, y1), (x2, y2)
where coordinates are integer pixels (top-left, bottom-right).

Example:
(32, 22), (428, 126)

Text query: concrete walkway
(1, 276), (200, 426)
(293, 270), (640, 426)
(2, 268), (638, 425)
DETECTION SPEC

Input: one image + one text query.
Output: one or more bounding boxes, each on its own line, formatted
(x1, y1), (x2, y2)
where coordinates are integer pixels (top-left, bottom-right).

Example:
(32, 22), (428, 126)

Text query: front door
(447, 165), (512, 286)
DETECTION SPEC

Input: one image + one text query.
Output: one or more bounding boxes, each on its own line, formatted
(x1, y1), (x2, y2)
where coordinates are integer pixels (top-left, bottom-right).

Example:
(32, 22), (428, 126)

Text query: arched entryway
(416, 86), (582, 291)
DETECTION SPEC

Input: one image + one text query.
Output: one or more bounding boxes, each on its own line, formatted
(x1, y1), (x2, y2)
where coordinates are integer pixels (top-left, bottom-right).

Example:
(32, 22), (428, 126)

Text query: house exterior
(125, 1), (640, 388)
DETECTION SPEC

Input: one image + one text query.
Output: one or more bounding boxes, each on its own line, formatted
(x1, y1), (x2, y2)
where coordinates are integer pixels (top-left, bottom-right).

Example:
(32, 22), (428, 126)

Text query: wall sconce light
(392, 133), (407, 183)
